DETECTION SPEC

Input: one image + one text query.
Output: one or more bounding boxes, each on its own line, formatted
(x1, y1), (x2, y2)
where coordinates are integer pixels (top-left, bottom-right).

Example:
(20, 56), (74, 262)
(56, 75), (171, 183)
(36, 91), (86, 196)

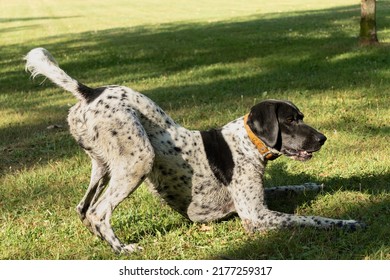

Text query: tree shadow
(3, 4), (390, 174)
(0, 16), (81, 34)
(4, 4), (388, 94)
(0, 16), (80, 23)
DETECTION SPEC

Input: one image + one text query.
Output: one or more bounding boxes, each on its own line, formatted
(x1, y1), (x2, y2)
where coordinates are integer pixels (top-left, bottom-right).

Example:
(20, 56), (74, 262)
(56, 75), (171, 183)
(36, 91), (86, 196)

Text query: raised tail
(25, 48), (93, 101)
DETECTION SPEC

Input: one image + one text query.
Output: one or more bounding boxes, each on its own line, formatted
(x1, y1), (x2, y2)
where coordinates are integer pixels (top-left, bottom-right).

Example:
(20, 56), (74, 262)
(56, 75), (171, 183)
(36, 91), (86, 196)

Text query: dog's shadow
(264, 161), (325, 214)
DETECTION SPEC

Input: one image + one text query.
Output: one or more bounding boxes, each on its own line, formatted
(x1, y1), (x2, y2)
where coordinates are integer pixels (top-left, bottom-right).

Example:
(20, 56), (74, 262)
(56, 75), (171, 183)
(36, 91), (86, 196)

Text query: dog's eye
(286, 117), (294, 124)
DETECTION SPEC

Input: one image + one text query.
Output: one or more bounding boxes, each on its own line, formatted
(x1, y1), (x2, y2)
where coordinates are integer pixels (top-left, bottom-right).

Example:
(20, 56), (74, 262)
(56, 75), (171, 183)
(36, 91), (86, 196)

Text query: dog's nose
(317, 134), (327, 145)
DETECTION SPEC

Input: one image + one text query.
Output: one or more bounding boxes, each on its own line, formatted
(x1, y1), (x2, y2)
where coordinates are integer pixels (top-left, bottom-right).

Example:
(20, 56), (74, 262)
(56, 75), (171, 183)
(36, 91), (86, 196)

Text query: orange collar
(244, 114), (280, 161)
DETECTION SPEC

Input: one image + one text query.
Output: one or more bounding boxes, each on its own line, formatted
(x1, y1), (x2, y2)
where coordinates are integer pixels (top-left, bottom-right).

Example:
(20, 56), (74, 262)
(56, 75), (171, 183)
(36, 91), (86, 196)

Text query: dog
(25, 48), (364, 253)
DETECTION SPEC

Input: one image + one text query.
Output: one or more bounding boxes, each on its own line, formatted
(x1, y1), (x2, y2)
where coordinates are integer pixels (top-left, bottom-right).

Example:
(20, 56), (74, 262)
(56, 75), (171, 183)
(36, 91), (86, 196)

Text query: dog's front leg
(230, 181), (364, 233)
(264, 182), (324, 197)
(241, 209), (365, 232)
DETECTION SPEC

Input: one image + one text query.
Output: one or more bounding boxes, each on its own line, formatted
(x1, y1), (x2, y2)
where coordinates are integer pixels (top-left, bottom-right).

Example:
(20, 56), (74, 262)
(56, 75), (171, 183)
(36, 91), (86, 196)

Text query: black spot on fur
(120, 93), (128, 101)
(200, 129), (234, 186)
(77, 83), (107, 103)
(95, 225), (102, 237)
(77, 139), (92, 151)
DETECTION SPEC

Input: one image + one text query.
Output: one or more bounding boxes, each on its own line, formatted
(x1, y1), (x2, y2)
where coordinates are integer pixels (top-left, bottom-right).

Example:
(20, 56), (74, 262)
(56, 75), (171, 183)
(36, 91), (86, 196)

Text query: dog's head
(246, 99), (327, 161)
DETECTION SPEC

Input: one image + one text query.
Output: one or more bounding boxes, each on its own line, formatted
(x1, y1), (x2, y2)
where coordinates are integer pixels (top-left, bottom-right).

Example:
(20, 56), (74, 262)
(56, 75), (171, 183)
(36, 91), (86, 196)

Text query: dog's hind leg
(82, 115), (155, 253)
(76, 157), (109, 231)
(87, 154), (154, 253)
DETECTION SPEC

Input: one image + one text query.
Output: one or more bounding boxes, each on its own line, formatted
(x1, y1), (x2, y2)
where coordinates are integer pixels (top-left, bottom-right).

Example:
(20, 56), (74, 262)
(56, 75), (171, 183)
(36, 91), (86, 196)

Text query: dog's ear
(247, 101), (279, 148)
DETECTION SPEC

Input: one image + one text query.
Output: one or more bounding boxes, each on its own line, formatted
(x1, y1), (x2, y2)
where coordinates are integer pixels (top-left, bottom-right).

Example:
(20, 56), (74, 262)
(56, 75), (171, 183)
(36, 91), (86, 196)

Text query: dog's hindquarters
(72, 107), (155, 253)
(25, 47), (161, 252)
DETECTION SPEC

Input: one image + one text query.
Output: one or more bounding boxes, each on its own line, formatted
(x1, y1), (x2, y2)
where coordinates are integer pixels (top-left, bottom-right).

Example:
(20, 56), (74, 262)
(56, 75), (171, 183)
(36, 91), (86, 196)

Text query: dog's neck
(243, 114), (280, 161)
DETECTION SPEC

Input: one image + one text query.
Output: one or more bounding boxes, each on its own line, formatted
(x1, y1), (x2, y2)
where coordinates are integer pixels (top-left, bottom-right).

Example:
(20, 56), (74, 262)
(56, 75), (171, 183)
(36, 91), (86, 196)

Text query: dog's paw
(120, 244), (144, 254)
(346, 221), (367, 231)
(332, 220), (367, 232)
(302, 182), (325, 192)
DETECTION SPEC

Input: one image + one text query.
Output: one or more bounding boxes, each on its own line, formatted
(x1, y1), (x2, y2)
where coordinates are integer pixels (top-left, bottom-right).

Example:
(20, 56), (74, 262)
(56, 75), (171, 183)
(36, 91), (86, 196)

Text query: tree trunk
(360, 0), (379, 45)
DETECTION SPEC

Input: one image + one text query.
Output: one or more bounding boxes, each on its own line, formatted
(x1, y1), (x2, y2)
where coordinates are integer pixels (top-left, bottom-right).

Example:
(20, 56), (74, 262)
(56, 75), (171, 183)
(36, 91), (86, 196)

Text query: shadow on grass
(0, 16), (80, 23)
(206, 161), (390, 260)
(213, 197), (390, 260)
(0, 16), (81, 34)
(2, 3), (390, 173)
(212, 199), (390, 260)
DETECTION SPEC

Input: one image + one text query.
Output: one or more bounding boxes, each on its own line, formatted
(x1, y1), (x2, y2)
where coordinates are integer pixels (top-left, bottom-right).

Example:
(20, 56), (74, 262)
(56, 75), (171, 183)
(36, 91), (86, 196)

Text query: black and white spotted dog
(25, 48), (364, 253)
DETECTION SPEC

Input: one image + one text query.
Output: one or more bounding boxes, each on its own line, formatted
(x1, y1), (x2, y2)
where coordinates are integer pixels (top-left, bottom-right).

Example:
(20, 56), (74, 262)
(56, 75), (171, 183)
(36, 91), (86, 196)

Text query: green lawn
(1, 0), (390, 259)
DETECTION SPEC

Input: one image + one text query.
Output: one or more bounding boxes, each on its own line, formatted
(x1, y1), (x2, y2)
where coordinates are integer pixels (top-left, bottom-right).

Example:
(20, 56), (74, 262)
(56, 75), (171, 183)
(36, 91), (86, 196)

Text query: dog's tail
(25, 48), (92, 101)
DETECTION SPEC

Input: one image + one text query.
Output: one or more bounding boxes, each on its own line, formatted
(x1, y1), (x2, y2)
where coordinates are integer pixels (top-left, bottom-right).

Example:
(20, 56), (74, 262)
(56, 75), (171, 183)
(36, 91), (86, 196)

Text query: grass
(1, 0), (390, 259)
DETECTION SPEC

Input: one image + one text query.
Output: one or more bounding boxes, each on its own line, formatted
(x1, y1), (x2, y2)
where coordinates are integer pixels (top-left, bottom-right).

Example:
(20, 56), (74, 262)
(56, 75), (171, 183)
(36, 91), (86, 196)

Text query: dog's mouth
(282, 149), (318, 161)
